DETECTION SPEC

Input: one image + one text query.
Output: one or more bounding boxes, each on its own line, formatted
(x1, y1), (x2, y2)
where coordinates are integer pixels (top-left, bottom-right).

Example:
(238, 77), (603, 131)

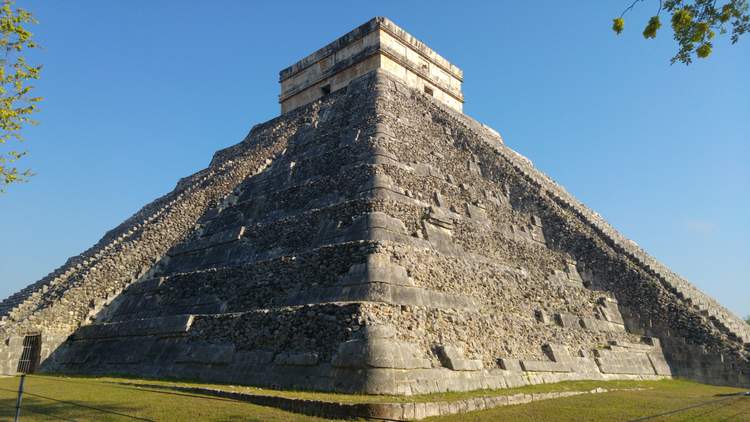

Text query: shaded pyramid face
(1, 71), (748, 394)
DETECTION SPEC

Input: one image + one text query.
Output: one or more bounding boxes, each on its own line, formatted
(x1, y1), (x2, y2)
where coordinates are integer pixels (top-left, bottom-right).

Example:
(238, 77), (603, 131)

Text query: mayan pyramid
(1, 17), (748, 394)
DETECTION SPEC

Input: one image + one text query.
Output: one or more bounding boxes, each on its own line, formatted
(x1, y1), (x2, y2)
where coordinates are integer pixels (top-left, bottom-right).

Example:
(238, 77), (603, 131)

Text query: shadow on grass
(4, 376), (343, 421)
(0, 396), (155, 421)
(102, 381), (383, 421)
(7, 376), (244, 404)
(715, 391), (750, 397)
(103, 381), (254, 403)
(628, 395), (747, 421)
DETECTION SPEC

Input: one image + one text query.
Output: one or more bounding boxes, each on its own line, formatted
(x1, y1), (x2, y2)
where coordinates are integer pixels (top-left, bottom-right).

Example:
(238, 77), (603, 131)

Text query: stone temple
(1, 17), (748, 394)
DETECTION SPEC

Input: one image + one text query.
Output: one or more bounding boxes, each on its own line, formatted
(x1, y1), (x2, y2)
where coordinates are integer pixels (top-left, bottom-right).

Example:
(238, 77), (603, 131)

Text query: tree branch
(621, 0), (647, 17)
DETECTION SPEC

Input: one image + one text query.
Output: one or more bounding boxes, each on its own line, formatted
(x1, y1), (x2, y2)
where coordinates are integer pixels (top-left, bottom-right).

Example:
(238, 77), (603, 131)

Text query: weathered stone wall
(433, 104), (749, 344)
(0, 79), (346, 374)
(279, 17), (463, 113)
(32, 74), (386, 392)
(0, 333), (68, 375)
(369, 72), (748, 388)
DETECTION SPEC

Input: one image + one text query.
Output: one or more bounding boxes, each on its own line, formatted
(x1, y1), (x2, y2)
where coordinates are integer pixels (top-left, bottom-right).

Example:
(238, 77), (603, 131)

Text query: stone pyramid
(1, 17), (748, 395)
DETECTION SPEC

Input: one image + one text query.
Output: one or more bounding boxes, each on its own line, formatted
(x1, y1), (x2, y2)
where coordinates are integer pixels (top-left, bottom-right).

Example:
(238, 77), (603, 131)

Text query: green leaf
(643, 16), (661, 39)
(612, 17), (625, 35)
(696, 42), (713, 58)
(672, 9), (693, 33)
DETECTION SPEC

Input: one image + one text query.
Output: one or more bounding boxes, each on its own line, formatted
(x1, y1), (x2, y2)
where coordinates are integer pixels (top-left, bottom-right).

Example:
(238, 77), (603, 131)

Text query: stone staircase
(0, 150), (275, 329)
(1, 191), (188, 324)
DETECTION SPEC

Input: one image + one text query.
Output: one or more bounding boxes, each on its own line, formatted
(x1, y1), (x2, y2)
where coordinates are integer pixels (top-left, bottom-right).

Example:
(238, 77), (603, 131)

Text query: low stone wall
(132, 384), (648, 421)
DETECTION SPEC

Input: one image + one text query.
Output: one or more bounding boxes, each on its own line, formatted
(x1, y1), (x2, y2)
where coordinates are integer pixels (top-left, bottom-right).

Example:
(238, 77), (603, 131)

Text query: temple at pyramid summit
(1, 17), (748, 394)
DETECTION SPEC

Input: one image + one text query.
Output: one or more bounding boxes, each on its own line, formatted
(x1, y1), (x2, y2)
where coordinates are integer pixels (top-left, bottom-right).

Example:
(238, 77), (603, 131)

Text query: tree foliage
(0, 0), (40, 193)
(613, 0), (750, 64)
(746, 315), (750, 325)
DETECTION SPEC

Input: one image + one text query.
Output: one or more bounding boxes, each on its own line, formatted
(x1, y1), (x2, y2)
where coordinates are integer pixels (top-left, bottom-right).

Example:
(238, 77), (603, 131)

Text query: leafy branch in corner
(0, 0), (41, 193)
(612, 0), (750, 64)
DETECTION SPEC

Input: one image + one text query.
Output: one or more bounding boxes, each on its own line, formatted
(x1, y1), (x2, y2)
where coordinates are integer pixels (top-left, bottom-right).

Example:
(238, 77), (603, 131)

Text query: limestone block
(234, 350), (274, 366)
(360, 324), (396, 339)
(332, 338), (430, 370)
(364, 402), (402, 421)
(565, 261), (583, 284)
(647, 353), (672, 376)
(338, 254), (412, 286)
(594, 349), (655, 375)
(608, 340), (654, 351)
(530, 225), (546, 244)
(534, 310), (550, 324)
(580, 317), (624, 333)
(423, 221), (461, 256)
(544, 344), (571, 363)
(7, 336), (24, 349)
(433, 191), (446, 208)
(177, 343), (235, 365)
(467, 160), (482, 177)
(427, 206), (454, 229)
(274, 351), (319, 366)
(131, 277), (162, 294)
(105, 340), (154, 364)
(554, 313), (582, 329)
(508, 225), (526, 242)
(296, 280), (475, 310)
(371, 122), (395, 139)
(75, 315), (194, 340)
(466, 203), (488, 223)
(366, 212), (408, 233)
(598, 298), (625, 325)
(339, 212), (409, 243)
(498, 358), (522, 371)
(548, 270), (568, 284)
(411, 379), (439, 396)
(412, 162), (439, 178)
(520, 360), (572, 373)
(53, 344), (91, 365)
(507, 393), (533, 405)
(324, 339), (367, 368)
(364, 173), (397, 192)
(436, 345), (484, 371)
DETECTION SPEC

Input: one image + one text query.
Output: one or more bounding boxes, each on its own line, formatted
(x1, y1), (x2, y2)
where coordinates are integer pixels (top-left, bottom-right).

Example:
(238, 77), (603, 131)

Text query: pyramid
(1, 17), (748, 395)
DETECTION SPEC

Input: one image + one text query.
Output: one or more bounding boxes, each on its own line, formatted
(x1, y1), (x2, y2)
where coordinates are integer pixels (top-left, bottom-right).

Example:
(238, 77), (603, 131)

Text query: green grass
(426, 379), (750, 421)
(0, 375), (746, 421)
(0, 375), (331, 421)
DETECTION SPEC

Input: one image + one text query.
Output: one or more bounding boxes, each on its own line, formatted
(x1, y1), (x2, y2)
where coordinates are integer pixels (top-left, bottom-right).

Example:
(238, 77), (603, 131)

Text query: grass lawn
(0, 375), (746, 421)
(426, 379), (750, 422)
(0, 375), (330, 421)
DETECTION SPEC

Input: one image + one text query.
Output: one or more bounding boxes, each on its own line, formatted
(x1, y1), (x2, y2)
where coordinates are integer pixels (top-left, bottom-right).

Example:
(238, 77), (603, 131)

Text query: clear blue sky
(1, 1), (748, 317)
